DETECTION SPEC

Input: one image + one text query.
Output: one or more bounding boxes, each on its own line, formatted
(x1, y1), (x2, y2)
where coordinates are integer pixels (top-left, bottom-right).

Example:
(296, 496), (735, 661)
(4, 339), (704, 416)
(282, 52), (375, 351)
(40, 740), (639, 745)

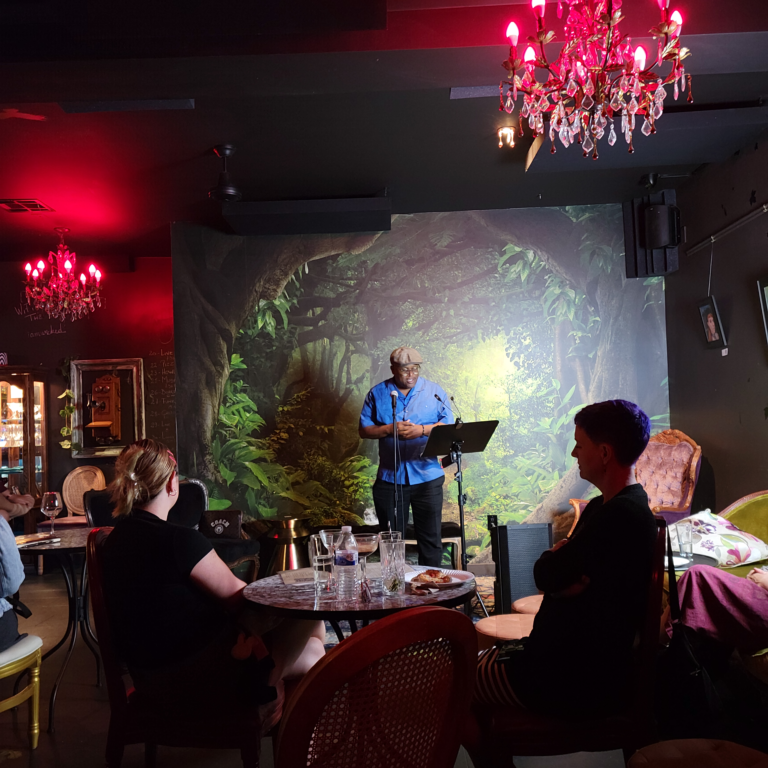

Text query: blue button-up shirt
(0, 516), (25, 615)
(360, 377), (453, 485)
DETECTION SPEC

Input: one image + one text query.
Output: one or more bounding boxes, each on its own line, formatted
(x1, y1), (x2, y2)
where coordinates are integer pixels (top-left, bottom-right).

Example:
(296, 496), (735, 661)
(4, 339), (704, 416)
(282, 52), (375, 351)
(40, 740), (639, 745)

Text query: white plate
(405, 568), (474, 590)
(672, 555), (692, 568)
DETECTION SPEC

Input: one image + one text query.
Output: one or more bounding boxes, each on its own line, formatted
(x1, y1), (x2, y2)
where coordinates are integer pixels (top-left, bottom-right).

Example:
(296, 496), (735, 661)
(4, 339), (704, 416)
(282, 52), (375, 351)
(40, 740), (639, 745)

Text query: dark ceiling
(0, 0), (767, 261)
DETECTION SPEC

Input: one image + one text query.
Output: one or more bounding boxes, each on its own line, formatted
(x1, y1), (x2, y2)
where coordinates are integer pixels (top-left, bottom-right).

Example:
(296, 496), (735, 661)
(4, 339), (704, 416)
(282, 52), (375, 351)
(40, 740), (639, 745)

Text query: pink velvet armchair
(569, 429), (702, 526)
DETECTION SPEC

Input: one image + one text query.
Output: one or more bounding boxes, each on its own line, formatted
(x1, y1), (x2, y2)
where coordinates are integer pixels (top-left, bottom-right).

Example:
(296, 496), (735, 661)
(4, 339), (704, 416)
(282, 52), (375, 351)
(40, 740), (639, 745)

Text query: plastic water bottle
(334, 526), (358, 600)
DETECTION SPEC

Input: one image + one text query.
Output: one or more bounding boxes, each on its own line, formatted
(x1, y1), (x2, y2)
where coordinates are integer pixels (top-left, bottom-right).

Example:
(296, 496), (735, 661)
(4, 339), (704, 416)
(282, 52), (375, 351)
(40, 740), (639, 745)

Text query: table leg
(328, 621), (345, 644)
(78, 559), (101, 686)
(47, 553), (78, 734)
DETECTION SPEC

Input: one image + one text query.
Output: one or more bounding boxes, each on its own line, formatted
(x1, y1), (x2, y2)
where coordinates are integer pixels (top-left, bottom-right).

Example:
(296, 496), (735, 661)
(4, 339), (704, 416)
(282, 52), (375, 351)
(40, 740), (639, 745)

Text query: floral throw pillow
(673, 510), (768, 568)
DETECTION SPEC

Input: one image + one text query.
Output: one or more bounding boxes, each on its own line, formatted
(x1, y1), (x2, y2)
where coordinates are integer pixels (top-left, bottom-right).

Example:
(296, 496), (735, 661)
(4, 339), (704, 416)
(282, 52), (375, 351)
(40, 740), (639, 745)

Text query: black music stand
(422, 420), (499, 617)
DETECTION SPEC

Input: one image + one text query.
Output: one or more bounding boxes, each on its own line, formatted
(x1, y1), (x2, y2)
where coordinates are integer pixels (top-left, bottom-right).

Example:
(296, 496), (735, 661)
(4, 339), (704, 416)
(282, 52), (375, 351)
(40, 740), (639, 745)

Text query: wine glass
(355, 534), (379, 585)
(319, 529), (343, 589)
(41, 492), (62, 534)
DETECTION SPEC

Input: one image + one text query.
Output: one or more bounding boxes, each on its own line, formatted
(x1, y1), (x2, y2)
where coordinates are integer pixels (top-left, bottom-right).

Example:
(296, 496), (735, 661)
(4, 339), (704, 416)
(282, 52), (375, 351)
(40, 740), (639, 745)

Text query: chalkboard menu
(144, 349), (177, 455)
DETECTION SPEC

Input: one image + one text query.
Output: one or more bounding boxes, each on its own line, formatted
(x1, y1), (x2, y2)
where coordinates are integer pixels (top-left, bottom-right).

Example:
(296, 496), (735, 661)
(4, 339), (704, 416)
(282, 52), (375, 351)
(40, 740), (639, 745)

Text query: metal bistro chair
(0, 634), (42, 749)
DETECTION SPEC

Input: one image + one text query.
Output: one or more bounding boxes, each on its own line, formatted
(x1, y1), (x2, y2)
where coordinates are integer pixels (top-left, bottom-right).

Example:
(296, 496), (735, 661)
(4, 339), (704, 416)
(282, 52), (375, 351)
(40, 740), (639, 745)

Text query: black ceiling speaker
(209, 144), (242, 203)
(623, 189), (681, 278)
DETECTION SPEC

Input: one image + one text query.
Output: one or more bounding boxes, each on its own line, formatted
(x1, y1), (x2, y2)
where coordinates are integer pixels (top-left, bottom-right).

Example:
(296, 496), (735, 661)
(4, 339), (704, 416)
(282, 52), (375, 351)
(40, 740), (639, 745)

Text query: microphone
(435, 393), (462, 425)
(450, 396), (464, 425)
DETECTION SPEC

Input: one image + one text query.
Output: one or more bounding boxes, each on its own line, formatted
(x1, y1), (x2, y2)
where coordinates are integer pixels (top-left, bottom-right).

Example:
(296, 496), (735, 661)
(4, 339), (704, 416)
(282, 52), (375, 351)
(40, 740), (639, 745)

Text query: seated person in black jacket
(476, 399), (657, 716)
(102, 439), (325, 713)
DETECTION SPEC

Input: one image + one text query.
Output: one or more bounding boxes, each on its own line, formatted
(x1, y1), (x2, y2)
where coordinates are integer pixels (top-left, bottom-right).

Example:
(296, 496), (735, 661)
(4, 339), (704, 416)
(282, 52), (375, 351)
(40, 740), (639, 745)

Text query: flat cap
(390, 347), (423, 365)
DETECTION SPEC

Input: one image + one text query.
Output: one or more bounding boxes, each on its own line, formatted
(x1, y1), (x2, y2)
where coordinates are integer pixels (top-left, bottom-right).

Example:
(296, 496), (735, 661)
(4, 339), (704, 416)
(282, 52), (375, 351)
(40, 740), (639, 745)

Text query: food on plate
(414, 569), (452, 584)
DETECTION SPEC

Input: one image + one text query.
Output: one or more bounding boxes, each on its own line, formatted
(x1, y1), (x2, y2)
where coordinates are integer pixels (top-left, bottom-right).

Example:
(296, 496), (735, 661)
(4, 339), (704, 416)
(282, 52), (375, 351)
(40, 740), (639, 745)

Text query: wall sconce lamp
(498, 127), (516, 148)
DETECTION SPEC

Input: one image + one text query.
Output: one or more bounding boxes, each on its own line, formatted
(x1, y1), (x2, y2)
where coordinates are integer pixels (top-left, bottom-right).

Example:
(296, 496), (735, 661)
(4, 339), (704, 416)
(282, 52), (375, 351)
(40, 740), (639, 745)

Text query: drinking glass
(677, 522), (693, 557)
(355, 534), (379, 585)
(309, 534), (334, 595)
(381, 540), (406, 595)
(379, 530), (402, 543)
(41, 492), (62, 534)
(319, 529), (343, 590)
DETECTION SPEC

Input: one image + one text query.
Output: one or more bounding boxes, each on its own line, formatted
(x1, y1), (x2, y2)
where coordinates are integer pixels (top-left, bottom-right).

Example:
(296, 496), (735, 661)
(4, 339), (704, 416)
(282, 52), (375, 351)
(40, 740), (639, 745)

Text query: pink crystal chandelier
(500, 0), (692, 158)
(23, 228), (103, 322)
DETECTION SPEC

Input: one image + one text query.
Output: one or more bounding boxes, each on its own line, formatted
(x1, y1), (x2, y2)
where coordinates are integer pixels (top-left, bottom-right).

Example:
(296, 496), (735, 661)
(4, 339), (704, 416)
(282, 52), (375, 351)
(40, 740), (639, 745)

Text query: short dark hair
(573, 400), (650, 466)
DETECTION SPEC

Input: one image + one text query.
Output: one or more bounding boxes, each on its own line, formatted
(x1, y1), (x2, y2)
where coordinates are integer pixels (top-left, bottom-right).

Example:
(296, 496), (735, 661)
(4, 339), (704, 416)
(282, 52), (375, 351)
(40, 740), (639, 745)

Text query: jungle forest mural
(172, 205), (668, 557)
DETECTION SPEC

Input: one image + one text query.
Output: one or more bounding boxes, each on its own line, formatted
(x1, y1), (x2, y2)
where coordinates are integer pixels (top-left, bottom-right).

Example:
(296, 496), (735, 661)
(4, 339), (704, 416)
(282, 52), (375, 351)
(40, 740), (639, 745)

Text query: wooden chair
(570, 430), (702, 526)
(464, 519), (667, 768)
(0, 634), (42, 749)
(274, 606), (477, 768)
(86, 527), (277, 768)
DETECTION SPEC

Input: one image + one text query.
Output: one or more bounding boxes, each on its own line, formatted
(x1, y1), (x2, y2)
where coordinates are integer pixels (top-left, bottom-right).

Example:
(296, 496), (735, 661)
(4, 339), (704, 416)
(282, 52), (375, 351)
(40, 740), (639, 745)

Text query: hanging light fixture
(500, 0), (692, 159)
(22, 228), (103, 321)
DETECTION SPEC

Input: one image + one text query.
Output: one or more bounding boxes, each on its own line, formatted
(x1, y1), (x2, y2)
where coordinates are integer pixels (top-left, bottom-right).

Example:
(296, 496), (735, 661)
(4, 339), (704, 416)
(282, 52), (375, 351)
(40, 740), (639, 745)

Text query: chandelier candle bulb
(24, 263), (31, 275)
(670, 10), (682, 36)
(506, 21), (519, 47)
(634, 46), (647, 72)
(532, 0), (546, 20)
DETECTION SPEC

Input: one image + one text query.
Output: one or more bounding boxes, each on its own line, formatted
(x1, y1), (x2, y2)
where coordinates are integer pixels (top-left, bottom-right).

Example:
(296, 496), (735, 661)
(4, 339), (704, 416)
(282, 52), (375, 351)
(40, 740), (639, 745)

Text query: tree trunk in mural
(172, 224), (381, 479)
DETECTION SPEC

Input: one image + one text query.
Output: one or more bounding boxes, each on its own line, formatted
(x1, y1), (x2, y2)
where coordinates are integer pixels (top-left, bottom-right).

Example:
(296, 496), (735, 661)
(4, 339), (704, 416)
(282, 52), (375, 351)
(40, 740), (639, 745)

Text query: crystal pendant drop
(521, 101), (530, 118)
(539, 96), (549, 111)
(505, 94), (515, 114)
(610, 92), (623, 112)
(583, 134), (594, 153)
(559, 128), (570, 147)
(529, 114), (536, 131)
(674, 81), (679, 100)
(584, 78), (595, 97)
(653, 102), (663, 120)
(582, 93), (594, 110)
(566, 79), (578, 97)
(681, 68), (686, 90)
(656, 85), (667, 102)
(627, 97), (638, 115)
(641, 118), (652, 137)
(608, 124), (617, 146)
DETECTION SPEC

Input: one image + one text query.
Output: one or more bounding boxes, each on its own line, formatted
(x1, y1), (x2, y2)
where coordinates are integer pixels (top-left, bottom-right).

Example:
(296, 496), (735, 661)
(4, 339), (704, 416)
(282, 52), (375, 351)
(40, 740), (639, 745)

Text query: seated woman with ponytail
(102, 439), (326, 713)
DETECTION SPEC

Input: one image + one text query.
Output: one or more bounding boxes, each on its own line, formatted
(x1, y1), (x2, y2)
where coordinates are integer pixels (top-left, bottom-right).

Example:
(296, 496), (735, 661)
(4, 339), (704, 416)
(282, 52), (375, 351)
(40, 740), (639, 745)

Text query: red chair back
(275, 606), (477, 768)
(86, 528), (127, 716)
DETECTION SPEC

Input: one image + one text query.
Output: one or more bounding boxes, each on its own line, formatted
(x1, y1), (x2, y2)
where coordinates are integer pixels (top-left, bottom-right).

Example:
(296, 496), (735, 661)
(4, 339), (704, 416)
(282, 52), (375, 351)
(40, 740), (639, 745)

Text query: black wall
(667, 133), (768, 511)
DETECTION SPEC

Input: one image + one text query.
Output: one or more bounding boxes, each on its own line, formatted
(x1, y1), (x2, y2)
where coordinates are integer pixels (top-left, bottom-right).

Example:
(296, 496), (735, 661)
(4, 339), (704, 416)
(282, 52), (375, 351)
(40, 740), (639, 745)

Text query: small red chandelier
(23, 228), (103, 322)
(500, 0), (692, 158)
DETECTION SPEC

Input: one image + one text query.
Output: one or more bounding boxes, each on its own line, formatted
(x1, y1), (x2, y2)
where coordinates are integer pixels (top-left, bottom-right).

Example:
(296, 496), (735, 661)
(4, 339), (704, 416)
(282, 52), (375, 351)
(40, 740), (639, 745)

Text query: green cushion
(723, 494), (768, 547)
(719, 494), (768, 578)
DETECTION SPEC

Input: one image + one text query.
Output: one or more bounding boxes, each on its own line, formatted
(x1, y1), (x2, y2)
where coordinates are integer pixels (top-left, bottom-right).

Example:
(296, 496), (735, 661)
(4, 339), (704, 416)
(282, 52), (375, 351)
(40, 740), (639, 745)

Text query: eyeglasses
(397, 365), (421, 375)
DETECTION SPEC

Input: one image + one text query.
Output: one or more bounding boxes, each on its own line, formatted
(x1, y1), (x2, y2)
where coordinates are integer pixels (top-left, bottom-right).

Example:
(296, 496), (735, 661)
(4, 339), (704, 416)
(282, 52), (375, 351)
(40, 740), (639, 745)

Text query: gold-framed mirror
(70, 358), (145, 458)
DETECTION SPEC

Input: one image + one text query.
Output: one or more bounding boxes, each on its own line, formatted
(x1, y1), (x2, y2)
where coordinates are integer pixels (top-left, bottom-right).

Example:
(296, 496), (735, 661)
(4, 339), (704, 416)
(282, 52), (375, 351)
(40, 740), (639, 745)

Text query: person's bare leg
(266, 619), (326, 683)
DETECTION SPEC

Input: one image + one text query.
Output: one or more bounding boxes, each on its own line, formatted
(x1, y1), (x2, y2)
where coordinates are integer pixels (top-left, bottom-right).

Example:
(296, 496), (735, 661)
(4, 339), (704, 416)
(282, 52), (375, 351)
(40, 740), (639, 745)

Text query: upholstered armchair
(569, 429), (702, 526)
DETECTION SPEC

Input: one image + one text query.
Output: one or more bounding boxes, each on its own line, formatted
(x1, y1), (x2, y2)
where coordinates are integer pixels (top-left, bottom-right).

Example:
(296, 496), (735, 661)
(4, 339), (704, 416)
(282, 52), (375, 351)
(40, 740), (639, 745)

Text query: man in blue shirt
(0, 490), (30, 651)
(359, 347), (453, 566)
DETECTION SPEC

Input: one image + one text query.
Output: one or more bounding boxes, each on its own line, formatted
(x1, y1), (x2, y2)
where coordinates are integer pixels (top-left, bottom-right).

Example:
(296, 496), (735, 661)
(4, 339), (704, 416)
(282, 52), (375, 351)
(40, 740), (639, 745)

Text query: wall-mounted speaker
(623, 189), (681, 278)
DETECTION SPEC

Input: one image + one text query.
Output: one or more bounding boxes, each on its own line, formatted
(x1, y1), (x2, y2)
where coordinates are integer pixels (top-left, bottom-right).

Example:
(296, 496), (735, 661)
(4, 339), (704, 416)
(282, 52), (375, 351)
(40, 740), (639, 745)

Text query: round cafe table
(16, 528), (100, 734)
(243, 570), (476, 643)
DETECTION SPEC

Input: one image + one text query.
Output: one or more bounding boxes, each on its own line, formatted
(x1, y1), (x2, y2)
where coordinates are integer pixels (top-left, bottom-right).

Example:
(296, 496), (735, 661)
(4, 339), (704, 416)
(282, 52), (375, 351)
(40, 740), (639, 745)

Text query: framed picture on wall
(758, 278), (768, 346)
(697, 296), (727, 349)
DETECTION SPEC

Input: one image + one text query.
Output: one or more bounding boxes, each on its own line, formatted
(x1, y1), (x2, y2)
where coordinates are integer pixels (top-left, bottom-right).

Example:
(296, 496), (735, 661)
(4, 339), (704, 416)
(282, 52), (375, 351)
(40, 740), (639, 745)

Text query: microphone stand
(391, 391), (399, 534)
